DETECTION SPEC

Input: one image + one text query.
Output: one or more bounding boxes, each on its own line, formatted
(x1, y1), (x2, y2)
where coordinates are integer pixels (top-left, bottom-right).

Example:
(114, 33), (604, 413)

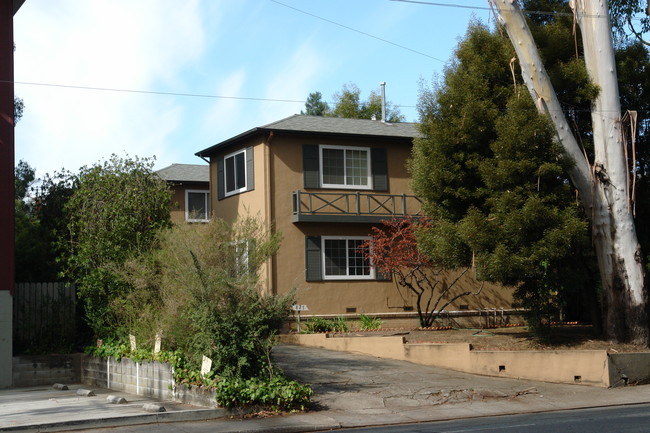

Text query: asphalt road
(327, 403), (650, 433)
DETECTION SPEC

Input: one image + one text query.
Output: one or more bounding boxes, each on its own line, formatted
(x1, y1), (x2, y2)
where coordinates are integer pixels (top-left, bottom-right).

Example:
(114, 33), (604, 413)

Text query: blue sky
(13, 0), (491, 177)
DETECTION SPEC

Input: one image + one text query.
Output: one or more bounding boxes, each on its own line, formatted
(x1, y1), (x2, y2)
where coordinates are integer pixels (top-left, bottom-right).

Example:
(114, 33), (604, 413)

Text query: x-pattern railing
(292, 190), (422, 218)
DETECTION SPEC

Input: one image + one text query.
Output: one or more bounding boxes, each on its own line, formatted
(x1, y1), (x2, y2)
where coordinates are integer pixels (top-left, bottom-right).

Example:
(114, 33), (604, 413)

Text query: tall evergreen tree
(301, 91), (329, 116)
(410, 22), (591, 330)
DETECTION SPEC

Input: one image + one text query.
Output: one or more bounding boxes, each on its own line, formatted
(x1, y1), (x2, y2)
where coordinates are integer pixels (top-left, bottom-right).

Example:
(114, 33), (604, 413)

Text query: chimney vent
(380, 82), (386, 123)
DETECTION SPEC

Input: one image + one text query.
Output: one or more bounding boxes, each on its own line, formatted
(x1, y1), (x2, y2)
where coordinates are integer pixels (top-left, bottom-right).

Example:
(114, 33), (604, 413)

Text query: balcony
(292, 190), (422, 223)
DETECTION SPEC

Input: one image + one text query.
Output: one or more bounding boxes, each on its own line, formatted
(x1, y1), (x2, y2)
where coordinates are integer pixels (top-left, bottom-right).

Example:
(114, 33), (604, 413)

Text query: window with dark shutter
(220, 147), (254, 199)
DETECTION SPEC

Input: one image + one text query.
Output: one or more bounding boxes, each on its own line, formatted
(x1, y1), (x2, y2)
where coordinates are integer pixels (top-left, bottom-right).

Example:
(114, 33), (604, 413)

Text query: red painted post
(0, 0), (15, 296)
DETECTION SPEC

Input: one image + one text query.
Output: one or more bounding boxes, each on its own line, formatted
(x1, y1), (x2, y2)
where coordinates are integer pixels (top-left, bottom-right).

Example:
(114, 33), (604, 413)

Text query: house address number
(292, 304), (309, 311)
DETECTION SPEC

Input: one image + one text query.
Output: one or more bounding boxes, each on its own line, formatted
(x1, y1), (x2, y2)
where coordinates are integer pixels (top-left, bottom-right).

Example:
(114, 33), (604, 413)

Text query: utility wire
(8, 79), (419, 109)
(270, 0), (447, 63)
(8, 80), (644, 116)
(6, 80), (307, 104)
(392, 0), (647, 21)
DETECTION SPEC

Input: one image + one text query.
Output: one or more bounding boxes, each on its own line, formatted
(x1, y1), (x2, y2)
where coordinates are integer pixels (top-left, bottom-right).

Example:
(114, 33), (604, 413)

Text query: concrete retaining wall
(13, 354), (81, 387)
(608, 353), (650, 387)
(280, 333), (650, 388)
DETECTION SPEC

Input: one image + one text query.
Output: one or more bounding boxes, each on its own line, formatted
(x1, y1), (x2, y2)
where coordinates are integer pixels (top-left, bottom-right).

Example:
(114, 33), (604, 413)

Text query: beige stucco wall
(210, 140), (268, 223)
(280, 334), (642, 388)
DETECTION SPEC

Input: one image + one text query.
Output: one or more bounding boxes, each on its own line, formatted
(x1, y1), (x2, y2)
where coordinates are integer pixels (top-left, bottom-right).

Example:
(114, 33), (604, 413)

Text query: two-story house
(196, 115), (513, 319)
(157, 163), (210, 223)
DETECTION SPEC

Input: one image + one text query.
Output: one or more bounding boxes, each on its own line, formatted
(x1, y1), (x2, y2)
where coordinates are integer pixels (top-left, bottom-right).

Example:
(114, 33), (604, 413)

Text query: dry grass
(335, 325), (650, 353)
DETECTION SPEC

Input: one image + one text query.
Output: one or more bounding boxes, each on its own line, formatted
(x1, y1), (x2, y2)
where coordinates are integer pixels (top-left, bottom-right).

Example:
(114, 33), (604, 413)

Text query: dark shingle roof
(156, 164), (209, 183)
(196, 115), (420, 157)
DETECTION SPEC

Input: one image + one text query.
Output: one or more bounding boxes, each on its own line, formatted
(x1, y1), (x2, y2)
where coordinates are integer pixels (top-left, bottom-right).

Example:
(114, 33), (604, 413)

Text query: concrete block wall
(13, 354), (81, 387)
(81, 356), (174, 400)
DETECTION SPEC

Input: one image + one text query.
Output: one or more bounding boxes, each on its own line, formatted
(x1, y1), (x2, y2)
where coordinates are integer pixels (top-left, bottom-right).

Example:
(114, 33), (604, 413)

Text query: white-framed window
(185, 190), (210, 222)
(224, 149), (247, 197)
(320, 145), (372, 189)
(322, 236), (374, 280)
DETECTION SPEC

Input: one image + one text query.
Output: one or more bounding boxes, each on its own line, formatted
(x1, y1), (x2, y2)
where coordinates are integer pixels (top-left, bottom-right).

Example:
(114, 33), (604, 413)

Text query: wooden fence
(13, 282), (77, 354)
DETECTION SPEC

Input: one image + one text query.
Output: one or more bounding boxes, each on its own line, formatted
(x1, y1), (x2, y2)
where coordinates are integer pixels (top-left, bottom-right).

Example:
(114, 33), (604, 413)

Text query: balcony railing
(292, 190), (422, 223)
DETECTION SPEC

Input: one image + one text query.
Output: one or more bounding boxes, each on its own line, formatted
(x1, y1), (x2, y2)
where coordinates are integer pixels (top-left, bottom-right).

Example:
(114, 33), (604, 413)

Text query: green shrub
(215, 375), (313, 411)
(304, 317), (349, 333)
(358, 314), (382, 330)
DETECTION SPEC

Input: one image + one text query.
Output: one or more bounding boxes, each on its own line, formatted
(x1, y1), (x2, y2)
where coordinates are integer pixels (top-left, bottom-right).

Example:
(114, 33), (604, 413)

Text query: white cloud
(13, 0), (208, 176)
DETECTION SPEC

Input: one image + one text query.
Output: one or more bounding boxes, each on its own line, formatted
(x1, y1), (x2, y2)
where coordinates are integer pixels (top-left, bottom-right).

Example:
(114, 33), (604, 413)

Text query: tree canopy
(410, 22), (591, 329)
(61, 155), (172, 338)
(302, 83), (405, 122)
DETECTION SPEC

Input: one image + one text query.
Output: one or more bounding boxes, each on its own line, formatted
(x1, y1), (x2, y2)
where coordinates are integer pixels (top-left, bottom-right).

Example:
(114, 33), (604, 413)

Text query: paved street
(330, 403), (650, 432)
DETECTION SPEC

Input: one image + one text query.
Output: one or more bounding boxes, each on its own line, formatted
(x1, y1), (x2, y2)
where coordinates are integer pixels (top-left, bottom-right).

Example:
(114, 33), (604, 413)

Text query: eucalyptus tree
(491, 0), (649, 343)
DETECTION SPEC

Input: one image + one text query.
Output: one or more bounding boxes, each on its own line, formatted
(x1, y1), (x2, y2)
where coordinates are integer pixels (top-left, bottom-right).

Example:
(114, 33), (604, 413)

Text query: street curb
(0, 408), (229, 432)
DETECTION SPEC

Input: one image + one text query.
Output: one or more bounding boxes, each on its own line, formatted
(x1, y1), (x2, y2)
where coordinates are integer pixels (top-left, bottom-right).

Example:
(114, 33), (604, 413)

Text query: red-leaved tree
(362, 217), (482, 328)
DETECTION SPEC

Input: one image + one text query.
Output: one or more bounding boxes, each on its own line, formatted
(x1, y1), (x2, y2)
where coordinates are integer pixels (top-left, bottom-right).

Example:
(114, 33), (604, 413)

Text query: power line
(391, 0), (647, 21)
(7, 80), (307, 104)
(269, 0), (447, 63)
(7, 79), (420, 110)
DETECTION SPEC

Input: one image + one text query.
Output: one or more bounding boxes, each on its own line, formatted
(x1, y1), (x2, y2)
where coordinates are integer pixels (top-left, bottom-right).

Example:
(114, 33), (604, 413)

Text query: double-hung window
(224, 149), (247, 196)
(320, 145), (372, 189)
(322, 236), (373, 280)
(185, 190), (210, 222)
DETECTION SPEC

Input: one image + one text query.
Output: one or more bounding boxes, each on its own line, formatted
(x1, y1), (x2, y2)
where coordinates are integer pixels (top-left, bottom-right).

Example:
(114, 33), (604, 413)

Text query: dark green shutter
(303, 144), (320, 189)
(371, 148), (388, 191)
(305, 236), (322, 281)
(217, 158), (225, 200)
(246, 146), (255, 191)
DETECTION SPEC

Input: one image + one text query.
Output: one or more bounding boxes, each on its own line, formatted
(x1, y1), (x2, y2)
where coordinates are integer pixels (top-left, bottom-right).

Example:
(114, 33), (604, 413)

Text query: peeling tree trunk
(491, 0), (648, 344)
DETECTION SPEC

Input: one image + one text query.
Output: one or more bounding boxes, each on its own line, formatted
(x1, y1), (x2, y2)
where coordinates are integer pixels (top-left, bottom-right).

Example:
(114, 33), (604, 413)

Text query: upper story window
(224, 149), (247, 196)
(185, 190), (210, 222)
(217, 146), (255, 200)
(320, 145), (371, 189)
(303, 144), (387, 191)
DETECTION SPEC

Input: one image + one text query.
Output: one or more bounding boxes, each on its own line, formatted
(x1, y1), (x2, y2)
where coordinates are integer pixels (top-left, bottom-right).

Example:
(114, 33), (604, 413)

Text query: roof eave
(195, 127), (415, 158)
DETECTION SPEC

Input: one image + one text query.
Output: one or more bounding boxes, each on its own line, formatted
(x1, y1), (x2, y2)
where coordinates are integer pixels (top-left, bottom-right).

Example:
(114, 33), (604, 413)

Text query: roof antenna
(380, 82), (386, 123)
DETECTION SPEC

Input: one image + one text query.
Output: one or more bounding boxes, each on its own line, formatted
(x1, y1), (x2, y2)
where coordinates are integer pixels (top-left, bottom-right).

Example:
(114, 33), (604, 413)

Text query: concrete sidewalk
(2, 345), (650, 432)
(0, 385), (227, 432)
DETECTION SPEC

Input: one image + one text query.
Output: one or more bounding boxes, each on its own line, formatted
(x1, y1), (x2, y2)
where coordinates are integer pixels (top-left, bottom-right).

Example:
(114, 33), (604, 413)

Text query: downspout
(264, 132), (275, 295)
(195, 153), (214, 219)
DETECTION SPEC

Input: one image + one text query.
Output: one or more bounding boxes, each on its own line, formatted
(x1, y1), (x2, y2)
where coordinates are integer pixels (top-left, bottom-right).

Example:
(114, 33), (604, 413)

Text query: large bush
(61, 155), (171, 339)
(117, 217), (294, 379)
